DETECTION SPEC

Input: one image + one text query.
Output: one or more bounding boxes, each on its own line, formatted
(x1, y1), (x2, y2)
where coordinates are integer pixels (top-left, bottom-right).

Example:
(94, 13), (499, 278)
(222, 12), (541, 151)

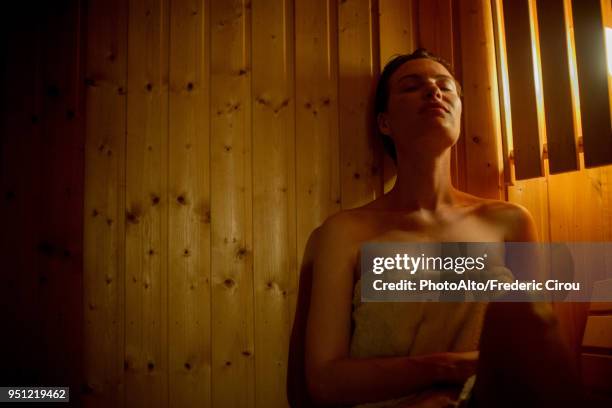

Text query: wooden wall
(1, 0), (609, 406)
(1, 0), (85, 396)
(504, 0), (612, 403)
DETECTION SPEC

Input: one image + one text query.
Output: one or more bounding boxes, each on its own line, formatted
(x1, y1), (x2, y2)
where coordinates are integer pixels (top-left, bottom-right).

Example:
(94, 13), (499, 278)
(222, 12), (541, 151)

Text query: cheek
(388, 95), (419, 118)
(447, 97), (462, 119)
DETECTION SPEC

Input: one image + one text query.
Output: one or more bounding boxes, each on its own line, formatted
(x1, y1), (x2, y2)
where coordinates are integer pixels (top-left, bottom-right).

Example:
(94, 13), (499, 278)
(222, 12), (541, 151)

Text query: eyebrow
(397, 74), (455, 82)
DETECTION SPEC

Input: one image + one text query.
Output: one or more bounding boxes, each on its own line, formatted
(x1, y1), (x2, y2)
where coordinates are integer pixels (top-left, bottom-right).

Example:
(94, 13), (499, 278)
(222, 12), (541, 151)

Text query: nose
(423, 82), (442, 100)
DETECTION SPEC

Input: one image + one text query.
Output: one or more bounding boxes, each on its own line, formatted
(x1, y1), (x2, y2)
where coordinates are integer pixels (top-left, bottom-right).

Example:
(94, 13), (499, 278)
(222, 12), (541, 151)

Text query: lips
(419, 102), (449, 114)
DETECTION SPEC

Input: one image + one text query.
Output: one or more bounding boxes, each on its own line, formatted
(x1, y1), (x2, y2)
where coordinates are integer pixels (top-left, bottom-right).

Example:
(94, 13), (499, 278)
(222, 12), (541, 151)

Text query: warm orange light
(606, 27), (612, 75)
(493, 0), (514, 154)
(528, 0), (547, 153)
(563, 0), (583, 146)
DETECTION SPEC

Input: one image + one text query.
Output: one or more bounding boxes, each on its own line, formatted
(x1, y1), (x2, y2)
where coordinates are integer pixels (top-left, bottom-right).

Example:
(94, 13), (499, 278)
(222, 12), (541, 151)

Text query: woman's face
(378, 58), (462, 156)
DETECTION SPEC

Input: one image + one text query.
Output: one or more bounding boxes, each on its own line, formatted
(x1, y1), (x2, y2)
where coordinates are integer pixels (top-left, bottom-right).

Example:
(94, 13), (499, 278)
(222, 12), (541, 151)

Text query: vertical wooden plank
(458, 0), (504, 199)
(502, 0), (543, 180)
(491, 0), (513, 189)
(0, 2), (44, 386)
(548, 170), (606, 242)
(416, 0), (454, 63)
(293, 4), (340, 404)
(536, 0), (579, 174)
(37, 0), (85, 397)
(548, 168), (604, 359)
(507, 179), (550, 242)
(338, 0), (382, 209)
(378, 0), (416, 193)
(252, 1), (296, 406)
(83, 0), (128, 405)
(168, 0), (211, 407)
(124, 0), (169, 406)
(295, 0), (340, 270)
(571, 0), (612, 168)
(210, 0), (254, 406)
(604, 0), (612, 125)
(379, 0), (416, 63)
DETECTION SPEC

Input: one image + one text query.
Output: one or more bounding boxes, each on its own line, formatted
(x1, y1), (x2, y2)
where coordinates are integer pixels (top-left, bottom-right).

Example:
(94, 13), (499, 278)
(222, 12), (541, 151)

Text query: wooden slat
(583, 315), (612, 349)
(571, 0), (612, 168)
(210, 0), (254, 406)
(379, 0), (415, 64)
(37, 0), (85, 397)
(167, 0), (211, 407)
(416, 0), (454, 63)
(293, 4), (340, 404)
(590, 303), (612, 313)
(251, 0), (296, 406)
(338, 0), (382, 209)
(378, 0), (416, 193)
(295, 0), (341, 270)
(83, 0), (128, 406)
(536, 0), (578, 174)
(591, 279), (612, 306)
(548, 169), (606, 241)
(0, 3), (44, 386)
(124, 0), (169, 406)
(603, 165), (612, 300)
(491, 0), (513, 187)
(458, 0), (504, 199)
(507, 178), (550, 241)
(603, 0), (612, 125)
(548, 168), (606, 358)
(582, 353), (612, 393)
(502, 0), (543, 180)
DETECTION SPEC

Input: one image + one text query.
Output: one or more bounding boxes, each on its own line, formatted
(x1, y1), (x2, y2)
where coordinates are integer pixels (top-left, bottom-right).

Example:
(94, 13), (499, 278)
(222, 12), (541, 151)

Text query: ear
(377, 112), (391, 136)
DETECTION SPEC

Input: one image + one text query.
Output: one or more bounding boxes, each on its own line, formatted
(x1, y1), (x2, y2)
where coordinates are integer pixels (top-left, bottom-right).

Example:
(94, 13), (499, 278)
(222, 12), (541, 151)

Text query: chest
(366, 212), (504, 242)
(350, 213), (505, 280)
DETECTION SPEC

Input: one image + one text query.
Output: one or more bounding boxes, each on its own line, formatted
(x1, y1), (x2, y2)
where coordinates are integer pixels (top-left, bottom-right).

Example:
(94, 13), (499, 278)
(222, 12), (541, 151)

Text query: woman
(288, 49), (581, 407)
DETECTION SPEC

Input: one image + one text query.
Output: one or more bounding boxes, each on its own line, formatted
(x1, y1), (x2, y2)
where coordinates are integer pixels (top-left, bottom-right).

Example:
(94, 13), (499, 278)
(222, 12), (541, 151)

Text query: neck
(387, 147), (457, 211)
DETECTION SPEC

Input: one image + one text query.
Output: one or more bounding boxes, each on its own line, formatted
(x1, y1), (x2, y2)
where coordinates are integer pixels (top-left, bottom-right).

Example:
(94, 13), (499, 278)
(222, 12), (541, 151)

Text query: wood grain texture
(83, 0), (128, 406)
(571, 0), (612, 168)
(338, 0), (382, 209)
(502, 0), (543, 180)
(458, 0), (504, 199)
(295, 0), (341, 268)
(536, 0), (578, 174)
(12, 1), (612, 406)
(417, 0), (454, 63)
(168, 0), (211, 406)
(379, 0), (416, 65)
(548, 168), (604, 360)
(124, 0), (170, 406)
(507, 178), (550, 242)
(210, 0), (255, 406)
(252, 0), (296, 406)
(582, 315), (612, 349)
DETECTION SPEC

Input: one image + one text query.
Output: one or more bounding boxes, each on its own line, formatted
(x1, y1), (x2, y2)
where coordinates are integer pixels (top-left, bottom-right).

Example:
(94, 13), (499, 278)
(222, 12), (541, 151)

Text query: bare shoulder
(467, 195), (538, 242)
(314, 210), (364, 249)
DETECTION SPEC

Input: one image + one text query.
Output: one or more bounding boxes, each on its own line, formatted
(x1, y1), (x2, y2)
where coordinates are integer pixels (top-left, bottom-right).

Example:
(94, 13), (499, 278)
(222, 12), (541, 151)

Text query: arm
(304, 215), (475, 406)
(287, 228), (319, 408)
(472, 202), (583, 405)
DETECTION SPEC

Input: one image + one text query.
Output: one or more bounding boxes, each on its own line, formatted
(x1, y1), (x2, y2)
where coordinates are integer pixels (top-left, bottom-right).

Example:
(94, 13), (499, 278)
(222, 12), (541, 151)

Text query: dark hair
(374, 48), (460, 163)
